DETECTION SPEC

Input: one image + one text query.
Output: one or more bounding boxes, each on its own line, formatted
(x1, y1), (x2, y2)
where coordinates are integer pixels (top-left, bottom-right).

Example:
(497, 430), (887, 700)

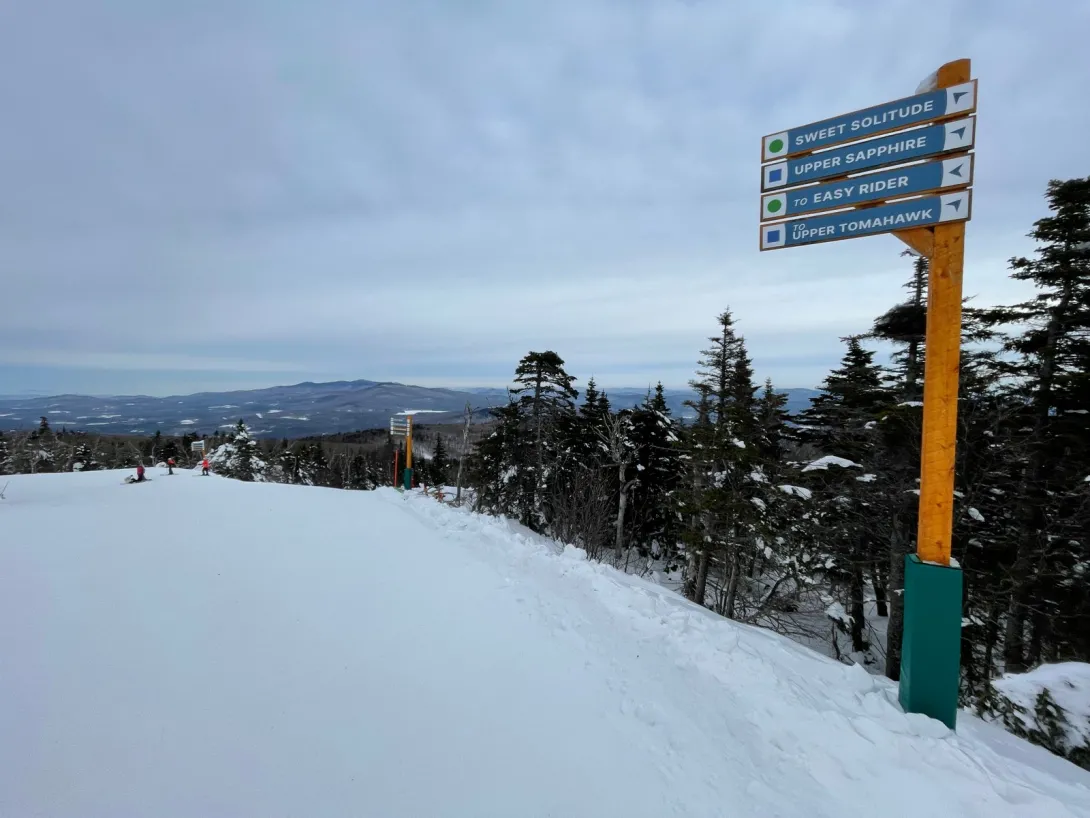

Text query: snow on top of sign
(916, 70), (940, 93)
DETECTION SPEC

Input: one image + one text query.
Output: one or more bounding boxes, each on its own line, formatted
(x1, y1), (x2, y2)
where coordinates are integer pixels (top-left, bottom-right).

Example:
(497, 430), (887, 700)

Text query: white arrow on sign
(938, 190), (971, 221)
(943, 117), (974, 152)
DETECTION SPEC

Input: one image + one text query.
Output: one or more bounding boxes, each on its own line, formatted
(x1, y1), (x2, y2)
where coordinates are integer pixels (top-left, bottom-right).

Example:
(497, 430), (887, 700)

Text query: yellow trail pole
(406, 415), (414, 470)
(903, 58), (970, 566)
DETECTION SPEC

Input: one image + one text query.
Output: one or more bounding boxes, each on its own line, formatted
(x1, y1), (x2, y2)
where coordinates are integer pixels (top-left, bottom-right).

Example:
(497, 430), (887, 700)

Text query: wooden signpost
(760, 59), (975, 730)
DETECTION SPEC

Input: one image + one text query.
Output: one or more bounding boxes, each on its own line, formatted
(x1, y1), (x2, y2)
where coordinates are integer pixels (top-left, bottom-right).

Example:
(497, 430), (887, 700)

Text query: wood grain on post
(914, 58), (971, 565)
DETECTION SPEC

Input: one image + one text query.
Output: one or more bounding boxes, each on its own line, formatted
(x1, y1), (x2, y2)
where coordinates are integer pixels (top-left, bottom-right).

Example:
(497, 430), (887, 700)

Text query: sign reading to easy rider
(761, 117), (974, 192)
(762, 81), (976, 161)
(761, 154), (972, 221)
(760, 190), (971, 250)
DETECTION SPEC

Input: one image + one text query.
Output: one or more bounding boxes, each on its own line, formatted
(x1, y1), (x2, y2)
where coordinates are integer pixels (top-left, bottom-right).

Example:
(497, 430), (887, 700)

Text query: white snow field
(2, 470), (1088, 818)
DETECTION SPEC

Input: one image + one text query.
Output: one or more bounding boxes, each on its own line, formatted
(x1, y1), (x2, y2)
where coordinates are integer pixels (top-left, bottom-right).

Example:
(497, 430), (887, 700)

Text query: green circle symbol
(767, 198), (783, 213)
(769, 138), (785, 153)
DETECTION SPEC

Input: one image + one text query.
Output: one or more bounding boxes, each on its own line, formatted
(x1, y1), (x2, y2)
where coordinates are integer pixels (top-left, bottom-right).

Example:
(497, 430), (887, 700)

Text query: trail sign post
(760, 59), (974, 730)
(389, 415), (414, 490)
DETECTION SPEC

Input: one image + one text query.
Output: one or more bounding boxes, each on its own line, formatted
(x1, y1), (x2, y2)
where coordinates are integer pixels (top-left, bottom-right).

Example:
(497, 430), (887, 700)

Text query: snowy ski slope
(1, 469), (1088, 817)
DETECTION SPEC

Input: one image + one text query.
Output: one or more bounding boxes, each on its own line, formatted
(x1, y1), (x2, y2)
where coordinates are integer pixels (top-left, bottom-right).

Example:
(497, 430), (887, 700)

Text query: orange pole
(913, 58), (971, 565)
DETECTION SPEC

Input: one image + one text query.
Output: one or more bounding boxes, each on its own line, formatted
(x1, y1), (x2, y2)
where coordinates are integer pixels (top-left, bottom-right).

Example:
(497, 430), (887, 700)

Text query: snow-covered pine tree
(681, 310), (769, 617)
(510, 351), (579, 530)
(307, 442), (332, 487)
(72, 442), (100, 472)
(796, 336), (895, 661)
(214, 419), (262, 482)
(0, 431), (11, 476)
(627, 384), (683, 567)
(470, 402), (528, 519)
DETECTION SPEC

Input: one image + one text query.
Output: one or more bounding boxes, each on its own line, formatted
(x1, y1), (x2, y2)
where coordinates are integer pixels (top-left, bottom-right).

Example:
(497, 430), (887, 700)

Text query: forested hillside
(463, 177), (1090, 766)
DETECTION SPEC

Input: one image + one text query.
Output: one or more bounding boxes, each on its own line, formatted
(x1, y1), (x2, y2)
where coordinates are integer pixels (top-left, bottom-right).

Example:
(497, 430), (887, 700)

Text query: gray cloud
(2, 0), (1087, 394)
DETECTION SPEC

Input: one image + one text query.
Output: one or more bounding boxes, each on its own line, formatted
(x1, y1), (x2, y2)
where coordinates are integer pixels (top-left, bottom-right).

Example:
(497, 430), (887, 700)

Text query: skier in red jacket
(201, 458), (210, 476)
(135, 463), (146, 482)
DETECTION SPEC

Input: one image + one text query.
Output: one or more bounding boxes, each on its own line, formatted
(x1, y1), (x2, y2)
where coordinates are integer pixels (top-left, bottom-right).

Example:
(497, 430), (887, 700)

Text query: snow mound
(993, 663), (1090, 757)
(1, 470), (1088, 817)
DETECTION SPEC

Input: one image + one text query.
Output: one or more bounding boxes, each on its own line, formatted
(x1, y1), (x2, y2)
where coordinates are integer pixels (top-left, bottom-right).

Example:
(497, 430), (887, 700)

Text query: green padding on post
(899, 554), (963, 730)
(402, 467), (413, 491)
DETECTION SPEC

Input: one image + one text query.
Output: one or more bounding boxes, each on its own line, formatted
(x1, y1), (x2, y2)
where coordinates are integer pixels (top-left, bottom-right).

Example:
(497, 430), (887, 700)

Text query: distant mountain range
(0, 379), (819, 439)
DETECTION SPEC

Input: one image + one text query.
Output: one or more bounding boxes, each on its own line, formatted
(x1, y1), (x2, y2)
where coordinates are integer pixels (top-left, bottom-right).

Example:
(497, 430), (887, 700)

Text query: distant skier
(134, 463), (146, 483)
(201, 457), (210, 476)
(167, 458), (175, 475)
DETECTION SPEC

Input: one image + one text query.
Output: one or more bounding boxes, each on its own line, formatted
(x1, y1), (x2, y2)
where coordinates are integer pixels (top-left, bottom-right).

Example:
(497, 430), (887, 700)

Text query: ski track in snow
(0, 470), (1087, 818)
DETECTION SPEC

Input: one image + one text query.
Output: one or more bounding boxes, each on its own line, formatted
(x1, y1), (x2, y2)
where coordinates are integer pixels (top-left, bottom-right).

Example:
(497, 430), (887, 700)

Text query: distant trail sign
(760, 190), (970, 250)
(761, 117), (974, 192)
(761, 80), (976, 161)
(761, 154), (972, 221)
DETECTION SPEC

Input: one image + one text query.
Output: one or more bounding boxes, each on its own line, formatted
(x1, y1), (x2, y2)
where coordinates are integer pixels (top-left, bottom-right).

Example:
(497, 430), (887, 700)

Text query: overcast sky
(2, 0), (1086, 396)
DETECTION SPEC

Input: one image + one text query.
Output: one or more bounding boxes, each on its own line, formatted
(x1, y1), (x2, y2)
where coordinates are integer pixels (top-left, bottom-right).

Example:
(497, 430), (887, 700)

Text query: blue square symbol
(768, 168), (783, 183)
(766, 229), (781, 243)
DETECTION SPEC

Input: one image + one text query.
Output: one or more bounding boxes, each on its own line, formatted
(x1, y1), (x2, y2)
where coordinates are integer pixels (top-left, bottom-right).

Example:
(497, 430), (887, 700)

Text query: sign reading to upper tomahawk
(758, 80), (976, 250)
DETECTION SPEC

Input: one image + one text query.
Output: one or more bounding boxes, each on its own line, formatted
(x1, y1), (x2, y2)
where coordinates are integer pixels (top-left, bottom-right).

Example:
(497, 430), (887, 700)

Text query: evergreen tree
(308, 442), (331, 487)
(797, 337), (895, 659)
(470, 402), (529, 519)
(431, 435), (450, 486)
(217, 419), (261, 482)
(871, 252), (929, 400)
(0, 432), (11, 476)
(627, 383), (683, 565)
(984, 177), (1090, 671)
(162, 439), (179, 463)
(72, 442), (100, 472)
(756, 379), (790, 462)
(682, 310), (769, 616)
(510, 351), (579, 529)
(573, 376), (612, 464)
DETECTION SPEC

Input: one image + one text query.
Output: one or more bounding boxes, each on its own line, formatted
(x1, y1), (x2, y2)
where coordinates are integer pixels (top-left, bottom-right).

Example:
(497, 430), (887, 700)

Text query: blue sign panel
(761, 154), (973, 221)
(762, 80), (976, 161)
(761, 117), (974, 193)
(759, 190), (971, 251)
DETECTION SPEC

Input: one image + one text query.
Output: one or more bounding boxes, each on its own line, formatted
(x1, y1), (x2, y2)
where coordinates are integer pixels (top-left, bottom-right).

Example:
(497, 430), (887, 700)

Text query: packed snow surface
(2, 470), (1089, 818)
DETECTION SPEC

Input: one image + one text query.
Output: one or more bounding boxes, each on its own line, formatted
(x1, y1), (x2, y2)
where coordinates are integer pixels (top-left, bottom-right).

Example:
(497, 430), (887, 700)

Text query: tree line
(0, 418), (461, 492)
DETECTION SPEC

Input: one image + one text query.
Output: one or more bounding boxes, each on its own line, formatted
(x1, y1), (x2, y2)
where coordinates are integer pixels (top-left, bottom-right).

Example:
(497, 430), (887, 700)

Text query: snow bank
(1, 470), (1088, 817)
(992, 663), (1090, 762)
